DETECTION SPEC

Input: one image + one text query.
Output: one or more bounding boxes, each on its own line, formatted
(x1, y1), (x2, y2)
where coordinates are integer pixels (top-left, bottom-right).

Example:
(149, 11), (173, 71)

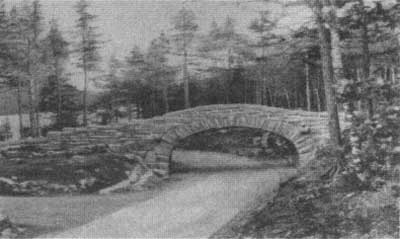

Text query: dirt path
(48, 168), (296, 238)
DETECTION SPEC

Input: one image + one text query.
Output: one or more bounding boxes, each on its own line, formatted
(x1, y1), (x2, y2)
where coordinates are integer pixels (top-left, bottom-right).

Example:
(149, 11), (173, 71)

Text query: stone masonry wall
(0, 104), (346, 191)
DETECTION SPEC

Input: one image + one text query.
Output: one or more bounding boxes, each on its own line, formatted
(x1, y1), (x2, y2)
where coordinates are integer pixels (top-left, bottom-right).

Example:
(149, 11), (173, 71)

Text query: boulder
(0, 178), (15, 194)
(99, 164), (147, 194)
(78, 177), (97, 190)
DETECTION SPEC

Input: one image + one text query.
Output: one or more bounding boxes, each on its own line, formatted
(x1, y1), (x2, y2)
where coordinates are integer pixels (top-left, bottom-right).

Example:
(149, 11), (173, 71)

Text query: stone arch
(147, 113), (327, 175)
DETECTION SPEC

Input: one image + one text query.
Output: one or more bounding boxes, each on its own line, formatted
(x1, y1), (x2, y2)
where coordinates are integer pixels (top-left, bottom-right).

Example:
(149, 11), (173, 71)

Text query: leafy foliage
(339, 78), (400, 190)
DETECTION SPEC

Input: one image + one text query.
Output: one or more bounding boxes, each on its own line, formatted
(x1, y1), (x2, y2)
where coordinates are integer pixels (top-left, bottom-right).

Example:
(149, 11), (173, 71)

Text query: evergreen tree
(123, 46), (148, 118)
(39, 76), (80, 129)
(146, 32), (175, 113)
(74, 0), (101, 126)
(171, 7), (198, 109)
(199, 17), (252, 104)
(42, 20), (69, 127)
(17, 0), (44, 137)
(7, 6), (25, 137)
(249, 11), (278, 105)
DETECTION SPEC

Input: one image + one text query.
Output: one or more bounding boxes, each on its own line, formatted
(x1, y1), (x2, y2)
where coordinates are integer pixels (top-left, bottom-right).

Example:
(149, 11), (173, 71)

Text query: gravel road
(49, 168), (296, 238)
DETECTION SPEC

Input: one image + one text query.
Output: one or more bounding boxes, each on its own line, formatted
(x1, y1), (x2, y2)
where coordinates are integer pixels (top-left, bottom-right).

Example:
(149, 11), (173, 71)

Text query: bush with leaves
(338, 77), (400, 190)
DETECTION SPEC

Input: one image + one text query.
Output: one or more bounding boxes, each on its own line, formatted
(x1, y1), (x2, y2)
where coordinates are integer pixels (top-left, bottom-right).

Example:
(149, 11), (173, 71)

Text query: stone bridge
(1, 104), (342, 177)
(137, 104), (335, 173)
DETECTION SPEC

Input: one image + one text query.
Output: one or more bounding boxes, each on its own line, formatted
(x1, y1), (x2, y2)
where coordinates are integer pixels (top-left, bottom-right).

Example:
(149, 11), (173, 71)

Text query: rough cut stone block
(154, 142), (173, 156)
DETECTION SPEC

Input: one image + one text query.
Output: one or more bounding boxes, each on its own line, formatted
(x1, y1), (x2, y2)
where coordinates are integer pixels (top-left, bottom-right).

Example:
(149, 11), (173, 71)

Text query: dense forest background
(0, 0), (399, 139)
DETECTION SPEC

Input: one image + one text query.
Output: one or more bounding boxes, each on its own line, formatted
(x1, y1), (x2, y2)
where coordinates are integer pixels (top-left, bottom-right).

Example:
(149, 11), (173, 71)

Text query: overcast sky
(6, 0), (312, 89)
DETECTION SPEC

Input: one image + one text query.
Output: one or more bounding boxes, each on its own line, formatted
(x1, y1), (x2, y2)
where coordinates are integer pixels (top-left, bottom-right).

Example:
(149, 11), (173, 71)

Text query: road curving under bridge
(44, 167), (297, 238)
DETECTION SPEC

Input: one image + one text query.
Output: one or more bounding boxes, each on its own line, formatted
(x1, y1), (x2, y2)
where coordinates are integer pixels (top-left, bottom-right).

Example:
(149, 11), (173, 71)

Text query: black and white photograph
(0, 0), (399, 238)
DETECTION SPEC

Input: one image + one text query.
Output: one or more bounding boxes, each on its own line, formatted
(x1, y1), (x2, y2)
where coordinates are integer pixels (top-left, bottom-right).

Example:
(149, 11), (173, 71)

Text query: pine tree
(42, 20), (69, 127)
(0, 0), (9, 62)
(39, 76), (80, 129)
(249, 11), (278, 105)
(17, 0), (44, 137)
(199, 17), (251, 104)
(7, 6), (25, 138)
(74, 0), (101, 126)
(171, 8), (198, 109)
(123, 46), (148, 118)
(314, 0), (342, 146)
(147, 32), (175, 113)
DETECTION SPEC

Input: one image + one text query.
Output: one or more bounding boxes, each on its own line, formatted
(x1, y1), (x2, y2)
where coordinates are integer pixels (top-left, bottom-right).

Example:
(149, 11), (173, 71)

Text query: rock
(68, 184), (78, 191)
(392, 146), (400, 154)
(0, 213), (8, 222)
(74, 169), (87, 177)
(9, 158), (23, 164)
(0, 226), (11, 235)
(1, 228), (13, 238)
(78, 177), (97, 189)
(99, 165), (146, 194)
(71, 155), (86, 163)
(0, 179), (15, 194)
(124, 153), (143, 162)
(252, 137), (261, 145)
(144, 151), (156, 163)
(48, 183), (69, 192)
(152, 169), (167, 177)
(299, 124), (311, 134)
(0, 178), (15, 186)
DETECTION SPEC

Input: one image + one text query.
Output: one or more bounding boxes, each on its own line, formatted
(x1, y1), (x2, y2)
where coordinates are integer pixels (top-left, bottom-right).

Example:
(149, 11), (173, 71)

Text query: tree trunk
(163, 86), (169, 113)
(127, 102), (132, 121)
(83, 64), (88, 126)
(136, 102), (141, 119)
(255, 61), (263, 105)
(272, 91), (277, 107)
(258, 42), (266, 105)
(28, 78), (36, 136)
(151, 89), (156, 117)
(16, 78), (24, 139)
(305, 60), (312, 111)
(384, 65), (390, 82)
(225, 48), (233, 104)
(34, 78), (40, 137)
(55, 59), (62, 128)
(356, 67), (362, 110)
(391, 67), (396, 84)
(359, 2), (373, 119)
(328, 7), (355, 120)
(315, 67), (323, 112)
(255, 79), (261, 105)
(81, 28), (89, 126)
(243, 77), (247, 103)
(183, 43), (190, 109)
(265, 87), (271, 106)
(316, 3), (342, 146)
(315, 88), (321, 112)
(26, 40), (39, 137)
(285, 90), (291, 108)
(268, 88), (274, 106)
